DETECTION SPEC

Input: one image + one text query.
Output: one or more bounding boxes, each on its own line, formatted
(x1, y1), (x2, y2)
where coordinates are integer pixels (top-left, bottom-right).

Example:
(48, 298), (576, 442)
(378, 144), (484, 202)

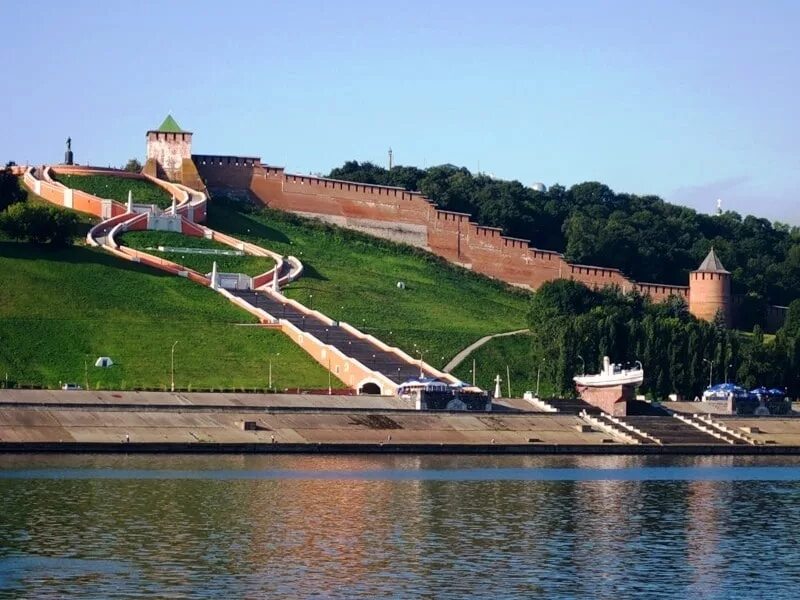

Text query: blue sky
(3, 0), (799, 222)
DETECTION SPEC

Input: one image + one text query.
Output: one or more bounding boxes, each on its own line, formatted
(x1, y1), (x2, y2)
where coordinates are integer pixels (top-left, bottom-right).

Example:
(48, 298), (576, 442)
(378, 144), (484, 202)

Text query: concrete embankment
(2, 391), (800, 454)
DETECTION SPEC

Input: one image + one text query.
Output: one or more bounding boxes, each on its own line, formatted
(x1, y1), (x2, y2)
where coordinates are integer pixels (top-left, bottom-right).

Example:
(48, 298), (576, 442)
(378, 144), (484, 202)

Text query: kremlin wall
(143, 116), (786, 330)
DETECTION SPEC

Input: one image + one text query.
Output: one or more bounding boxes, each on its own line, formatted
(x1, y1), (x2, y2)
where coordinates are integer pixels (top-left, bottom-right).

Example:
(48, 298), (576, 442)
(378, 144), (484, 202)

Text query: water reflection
(1, 455), (800, 598)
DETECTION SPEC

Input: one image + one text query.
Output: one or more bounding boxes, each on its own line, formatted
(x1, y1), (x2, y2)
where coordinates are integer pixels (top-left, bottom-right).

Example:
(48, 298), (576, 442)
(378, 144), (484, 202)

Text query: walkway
(443, 329), (529, 372)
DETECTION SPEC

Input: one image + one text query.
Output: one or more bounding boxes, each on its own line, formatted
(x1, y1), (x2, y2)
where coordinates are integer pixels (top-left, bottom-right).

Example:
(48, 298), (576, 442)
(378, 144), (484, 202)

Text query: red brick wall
(194, 156), (696, 300)
(576, 384), (635, 416)
(635, 282), (690, 302)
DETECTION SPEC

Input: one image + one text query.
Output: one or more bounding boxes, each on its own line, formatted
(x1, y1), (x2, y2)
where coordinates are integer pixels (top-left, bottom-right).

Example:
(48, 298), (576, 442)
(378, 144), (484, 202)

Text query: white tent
(95, 357), (113, 368)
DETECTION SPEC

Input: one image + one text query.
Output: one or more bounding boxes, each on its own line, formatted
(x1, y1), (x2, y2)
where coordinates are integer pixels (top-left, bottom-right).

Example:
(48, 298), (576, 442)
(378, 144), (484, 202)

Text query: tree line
(527, 279), (800, 399)
(327, 161), (800, 311)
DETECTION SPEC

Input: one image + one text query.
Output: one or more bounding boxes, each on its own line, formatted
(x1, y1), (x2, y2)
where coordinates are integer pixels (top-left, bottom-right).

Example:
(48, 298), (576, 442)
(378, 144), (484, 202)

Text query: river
(1, 454), (799, 599)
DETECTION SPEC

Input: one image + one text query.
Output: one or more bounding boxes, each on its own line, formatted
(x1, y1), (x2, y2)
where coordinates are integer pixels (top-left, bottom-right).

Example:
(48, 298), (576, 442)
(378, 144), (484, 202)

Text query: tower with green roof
(144, 115), (203, 189)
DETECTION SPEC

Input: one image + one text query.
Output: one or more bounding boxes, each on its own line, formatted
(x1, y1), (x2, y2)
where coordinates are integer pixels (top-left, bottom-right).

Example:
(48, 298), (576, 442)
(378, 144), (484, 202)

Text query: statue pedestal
(576, 384), (635, 416)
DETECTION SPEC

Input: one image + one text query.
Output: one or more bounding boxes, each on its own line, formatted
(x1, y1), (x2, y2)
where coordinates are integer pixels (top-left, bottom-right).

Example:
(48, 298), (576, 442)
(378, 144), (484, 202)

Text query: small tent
(95, 356), (113, 368)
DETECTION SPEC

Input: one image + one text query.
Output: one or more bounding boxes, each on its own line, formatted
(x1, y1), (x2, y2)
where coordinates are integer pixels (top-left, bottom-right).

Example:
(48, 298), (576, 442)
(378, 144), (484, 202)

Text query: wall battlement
(191, 152), (790, 329)
(194, 154), (687, 298)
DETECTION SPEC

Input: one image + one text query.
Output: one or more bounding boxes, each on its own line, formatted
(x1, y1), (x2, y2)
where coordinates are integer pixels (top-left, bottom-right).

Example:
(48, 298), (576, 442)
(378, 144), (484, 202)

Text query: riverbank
(2, 390), (800, 454)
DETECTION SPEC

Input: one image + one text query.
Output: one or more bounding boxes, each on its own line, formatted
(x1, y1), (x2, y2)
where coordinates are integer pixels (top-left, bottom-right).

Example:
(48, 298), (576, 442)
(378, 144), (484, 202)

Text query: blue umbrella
(767, 388), (786, 397)
(750, 386), (770, 396)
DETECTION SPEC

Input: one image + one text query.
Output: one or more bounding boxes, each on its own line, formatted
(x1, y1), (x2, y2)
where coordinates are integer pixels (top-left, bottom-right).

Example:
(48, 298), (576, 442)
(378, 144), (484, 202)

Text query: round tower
(689, 247), (731, 326)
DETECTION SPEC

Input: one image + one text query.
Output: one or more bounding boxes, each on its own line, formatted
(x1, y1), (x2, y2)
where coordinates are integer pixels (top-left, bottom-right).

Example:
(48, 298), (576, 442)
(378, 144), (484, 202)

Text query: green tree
(0, 162), (26, 212)
(124, 158), (143, 173)
(0, 203), (80, 246)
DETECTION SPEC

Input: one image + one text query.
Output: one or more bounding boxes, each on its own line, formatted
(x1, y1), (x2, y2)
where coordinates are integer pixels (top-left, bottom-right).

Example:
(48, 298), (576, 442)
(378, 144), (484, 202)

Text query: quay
(2, 391), (800, 454)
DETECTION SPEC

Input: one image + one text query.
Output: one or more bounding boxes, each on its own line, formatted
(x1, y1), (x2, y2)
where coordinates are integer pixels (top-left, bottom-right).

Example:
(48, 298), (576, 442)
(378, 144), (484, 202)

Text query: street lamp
(725, 363), (733, 383)
(308, 294), (313, 311)
(703, 358), (714, 388)
(269, 352), (280, 390)
(536, 359), (545, 398)
(577, 354), (585, 375)
(417, 348), (427, 377)
(171, 341), (179, 392)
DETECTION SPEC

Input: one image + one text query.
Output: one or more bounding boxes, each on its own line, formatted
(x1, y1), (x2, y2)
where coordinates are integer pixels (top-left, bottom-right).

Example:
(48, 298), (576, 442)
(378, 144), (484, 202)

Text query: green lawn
(0, 241), (339, 390)
(52, 174), (173, 209)
(207, 197), (532, 370)
(119, 230), (274, 277)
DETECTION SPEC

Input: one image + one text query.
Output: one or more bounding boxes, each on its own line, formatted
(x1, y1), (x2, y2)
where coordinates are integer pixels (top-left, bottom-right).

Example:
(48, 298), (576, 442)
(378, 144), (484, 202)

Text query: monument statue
(64, 137), (74, 165)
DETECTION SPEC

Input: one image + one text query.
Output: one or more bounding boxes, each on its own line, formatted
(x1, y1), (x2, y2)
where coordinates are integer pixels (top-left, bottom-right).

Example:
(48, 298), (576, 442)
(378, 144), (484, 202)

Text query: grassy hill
(119, 230), (274, 277)
(52, 174), (173, 209)
(0, 240), (338, 390)
(2, 174), (531, 391)
(207, 197), (532, 370)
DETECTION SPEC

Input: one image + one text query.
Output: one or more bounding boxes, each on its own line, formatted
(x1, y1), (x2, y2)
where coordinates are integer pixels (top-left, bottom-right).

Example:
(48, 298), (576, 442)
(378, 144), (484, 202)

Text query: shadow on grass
(0, 241), (172, 278)
(207, 203), (290, 245)
(294, 262), (328, 282)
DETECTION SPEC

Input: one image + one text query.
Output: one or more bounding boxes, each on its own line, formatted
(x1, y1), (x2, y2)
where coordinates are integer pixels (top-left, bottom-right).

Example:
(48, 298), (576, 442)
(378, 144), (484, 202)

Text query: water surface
(1, 454), (799, 599)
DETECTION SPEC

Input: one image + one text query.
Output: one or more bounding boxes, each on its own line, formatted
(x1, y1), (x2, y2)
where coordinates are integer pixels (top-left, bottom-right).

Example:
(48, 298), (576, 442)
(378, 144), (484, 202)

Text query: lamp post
(536, 359), (545, 398)
(703, 358), (714, 388)
(269, 352), (280, 390)
(171, 341), (178, 392)
(725, 363), (733, 383)
(577, 354), (585, 375)
(308, 293), (313, 312)
(84, 355), (89, 390)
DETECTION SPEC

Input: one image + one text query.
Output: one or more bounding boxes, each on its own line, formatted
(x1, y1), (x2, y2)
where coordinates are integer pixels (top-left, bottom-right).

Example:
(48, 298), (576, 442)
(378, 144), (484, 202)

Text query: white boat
(573, 356), (643, 388)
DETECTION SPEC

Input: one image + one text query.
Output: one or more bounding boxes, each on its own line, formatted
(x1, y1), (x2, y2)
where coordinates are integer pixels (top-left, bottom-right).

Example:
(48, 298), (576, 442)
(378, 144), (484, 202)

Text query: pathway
(443, 329), (529, 373)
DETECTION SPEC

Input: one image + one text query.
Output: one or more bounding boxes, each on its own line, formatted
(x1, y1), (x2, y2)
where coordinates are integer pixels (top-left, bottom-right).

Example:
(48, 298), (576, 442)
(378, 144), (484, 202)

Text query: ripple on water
(1, 454), (800, 598)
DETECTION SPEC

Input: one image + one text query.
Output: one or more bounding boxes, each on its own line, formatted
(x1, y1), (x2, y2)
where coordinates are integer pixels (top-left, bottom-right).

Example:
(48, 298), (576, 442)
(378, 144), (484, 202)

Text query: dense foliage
(0, 203), (80, 246)
(123, 158), (143, 173)
(0, 162), (26, 212)
(528, 279), (800, 399)
(328, 161), (800, 307)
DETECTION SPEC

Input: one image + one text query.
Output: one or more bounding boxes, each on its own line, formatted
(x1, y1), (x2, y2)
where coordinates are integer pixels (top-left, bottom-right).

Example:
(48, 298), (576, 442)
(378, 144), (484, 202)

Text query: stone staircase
(620, 415), (732, 445)
(232, 290), (435, 385)
(579, 411), (644, 444)
(530, 396), (600, 415)
(672, 413), (751, 445)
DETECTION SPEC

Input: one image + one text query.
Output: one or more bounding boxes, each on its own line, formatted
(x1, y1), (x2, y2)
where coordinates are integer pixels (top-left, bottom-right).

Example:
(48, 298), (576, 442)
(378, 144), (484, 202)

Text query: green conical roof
(156, 114), (183, 133)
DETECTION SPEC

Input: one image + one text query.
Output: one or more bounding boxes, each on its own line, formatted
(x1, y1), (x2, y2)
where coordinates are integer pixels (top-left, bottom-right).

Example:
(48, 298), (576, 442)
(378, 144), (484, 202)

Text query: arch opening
(359, 382), (381, 395)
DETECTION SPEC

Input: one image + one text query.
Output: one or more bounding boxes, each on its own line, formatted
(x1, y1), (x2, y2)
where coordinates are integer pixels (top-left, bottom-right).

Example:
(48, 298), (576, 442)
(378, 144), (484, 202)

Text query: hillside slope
(207, 197), (531, 369)
(0, 241), (337, 390)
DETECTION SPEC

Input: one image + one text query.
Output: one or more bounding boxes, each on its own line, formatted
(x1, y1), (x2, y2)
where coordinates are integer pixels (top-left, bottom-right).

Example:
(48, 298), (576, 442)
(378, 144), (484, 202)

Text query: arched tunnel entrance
(358, 382), (382, 395)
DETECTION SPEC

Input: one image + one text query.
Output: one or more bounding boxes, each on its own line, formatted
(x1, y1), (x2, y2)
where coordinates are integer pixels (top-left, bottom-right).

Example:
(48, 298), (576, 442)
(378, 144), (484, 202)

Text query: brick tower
(144, 115), (204, 190)
(689, 247), (731, 326)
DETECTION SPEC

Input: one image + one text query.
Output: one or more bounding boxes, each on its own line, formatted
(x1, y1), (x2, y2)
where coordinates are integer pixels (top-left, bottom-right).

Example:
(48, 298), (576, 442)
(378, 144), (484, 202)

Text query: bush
(0, 162), (26, 212)
(0, 203), (80, 246)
